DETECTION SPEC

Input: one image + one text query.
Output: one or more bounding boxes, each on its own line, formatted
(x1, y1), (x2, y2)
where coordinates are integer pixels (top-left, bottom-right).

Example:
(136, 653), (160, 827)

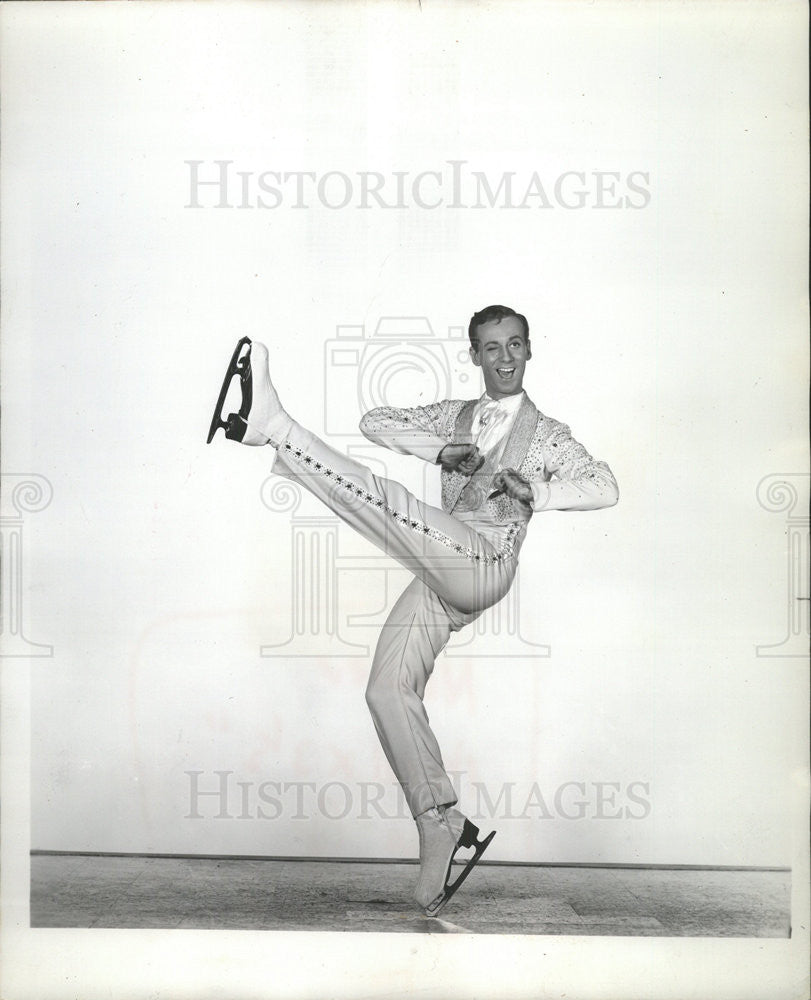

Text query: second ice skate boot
(414, 806), (496, 917)
(207, 338), (290, 445)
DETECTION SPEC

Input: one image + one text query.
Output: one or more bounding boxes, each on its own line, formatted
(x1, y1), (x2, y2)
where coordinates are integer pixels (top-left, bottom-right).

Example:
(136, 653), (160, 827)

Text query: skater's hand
(491, 468), (533, 504)
(438, 443), (485, 476)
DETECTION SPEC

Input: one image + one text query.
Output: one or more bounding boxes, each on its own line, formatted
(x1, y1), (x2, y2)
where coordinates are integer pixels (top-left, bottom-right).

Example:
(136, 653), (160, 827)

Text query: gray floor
(30, 854), (792, 936)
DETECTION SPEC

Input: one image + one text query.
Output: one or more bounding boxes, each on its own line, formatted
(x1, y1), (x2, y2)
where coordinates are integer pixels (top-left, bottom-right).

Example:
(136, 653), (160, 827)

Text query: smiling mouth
(496, 367), (516, 378)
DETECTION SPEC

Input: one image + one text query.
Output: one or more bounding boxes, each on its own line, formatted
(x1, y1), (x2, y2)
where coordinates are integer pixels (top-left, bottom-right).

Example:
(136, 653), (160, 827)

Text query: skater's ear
(469, 343), (482, 367)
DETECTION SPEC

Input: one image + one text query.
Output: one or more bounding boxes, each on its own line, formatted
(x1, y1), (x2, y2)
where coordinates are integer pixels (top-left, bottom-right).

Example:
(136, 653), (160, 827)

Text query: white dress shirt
(470, 392), (552, 511)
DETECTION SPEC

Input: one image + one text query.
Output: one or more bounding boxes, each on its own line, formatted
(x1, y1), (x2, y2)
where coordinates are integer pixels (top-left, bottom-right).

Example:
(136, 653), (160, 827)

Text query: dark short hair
(468, 304), (529, 346)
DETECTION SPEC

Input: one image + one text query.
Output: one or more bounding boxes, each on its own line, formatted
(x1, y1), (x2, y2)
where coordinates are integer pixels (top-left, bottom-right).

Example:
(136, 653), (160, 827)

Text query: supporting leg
(365, 578), (477, 818)
(365, 578), (496, 915)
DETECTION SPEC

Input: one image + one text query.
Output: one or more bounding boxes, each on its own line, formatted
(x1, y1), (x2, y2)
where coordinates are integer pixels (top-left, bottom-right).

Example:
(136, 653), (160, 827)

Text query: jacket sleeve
(359, 402), (454, 463)
(530, 421), (619, 512)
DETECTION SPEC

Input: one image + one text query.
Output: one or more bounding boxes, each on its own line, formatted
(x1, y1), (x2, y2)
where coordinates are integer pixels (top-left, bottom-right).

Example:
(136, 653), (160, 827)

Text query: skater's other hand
(438, 443), (485, 476)
(491, 468), (533, 504)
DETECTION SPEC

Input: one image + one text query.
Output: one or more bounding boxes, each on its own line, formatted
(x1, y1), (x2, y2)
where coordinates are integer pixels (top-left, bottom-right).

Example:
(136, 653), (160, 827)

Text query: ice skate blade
(423, 825), (496, 918)
(206, 336), (252, 443)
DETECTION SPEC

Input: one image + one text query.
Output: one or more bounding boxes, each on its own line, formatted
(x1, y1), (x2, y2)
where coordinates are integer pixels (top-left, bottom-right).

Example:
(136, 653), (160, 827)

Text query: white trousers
(272, 420), (524, 817)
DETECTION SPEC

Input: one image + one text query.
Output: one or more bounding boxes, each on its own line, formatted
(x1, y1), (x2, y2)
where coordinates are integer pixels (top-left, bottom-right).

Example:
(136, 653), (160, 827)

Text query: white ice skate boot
(206, 337), (291, 446)
(414, 805), (495, 917)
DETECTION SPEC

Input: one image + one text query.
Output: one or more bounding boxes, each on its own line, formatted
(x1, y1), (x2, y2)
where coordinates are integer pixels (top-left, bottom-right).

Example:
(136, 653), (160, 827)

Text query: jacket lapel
(498, 394), (539, 471)
(444, 400), (478, 512)
(455, 399), (477, 442)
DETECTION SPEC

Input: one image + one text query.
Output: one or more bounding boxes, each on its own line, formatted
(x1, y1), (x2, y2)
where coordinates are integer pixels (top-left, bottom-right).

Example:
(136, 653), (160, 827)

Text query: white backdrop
(2, 1), (807, 870)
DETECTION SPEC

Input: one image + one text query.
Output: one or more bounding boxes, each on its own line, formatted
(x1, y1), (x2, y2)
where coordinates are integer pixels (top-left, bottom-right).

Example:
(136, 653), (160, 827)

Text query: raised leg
(207, 338), (521, 613)
(272, 422), (518, 616)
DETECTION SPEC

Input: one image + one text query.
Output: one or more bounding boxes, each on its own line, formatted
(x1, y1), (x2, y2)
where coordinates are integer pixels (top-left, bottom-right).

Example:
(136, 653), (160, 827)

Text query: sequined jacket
(360, 396), (618, 525)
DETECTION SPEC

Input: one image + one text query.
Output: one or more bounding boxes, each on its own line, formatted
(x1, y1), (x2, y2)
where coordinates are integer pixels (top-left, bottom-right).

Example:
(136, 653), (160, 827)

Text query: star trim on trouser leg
(280, 441), (520, 564)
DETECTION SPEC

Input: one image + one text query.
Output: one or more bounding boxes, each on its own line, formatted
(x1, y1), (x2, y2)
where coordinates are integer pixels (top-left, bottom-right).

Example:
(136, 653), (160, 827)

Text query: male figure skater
(207, 304), (618, 916)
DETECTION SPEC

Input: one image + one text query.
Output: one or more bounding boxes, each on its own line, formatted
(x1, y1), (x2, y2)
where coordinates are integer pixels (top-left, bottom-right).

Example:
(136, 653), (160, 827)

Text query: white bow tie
(478, 398), (503, 424)
(476, 398), (512, 454)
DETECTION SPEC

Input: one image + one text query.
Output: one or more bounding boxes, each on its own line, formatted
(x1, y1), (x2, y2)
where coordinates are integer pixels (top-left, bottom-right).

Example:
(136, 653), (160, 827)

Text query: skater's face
(469, 316), (532, 399)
